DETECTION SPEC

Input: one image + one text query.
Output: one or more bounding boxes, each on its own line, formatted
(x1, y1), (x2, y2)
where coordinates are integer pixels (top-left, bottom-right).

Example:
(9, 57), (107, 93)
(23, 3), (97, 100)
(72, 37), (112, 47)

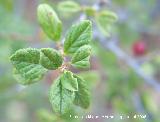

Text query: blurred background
(0, 0), (160, 122)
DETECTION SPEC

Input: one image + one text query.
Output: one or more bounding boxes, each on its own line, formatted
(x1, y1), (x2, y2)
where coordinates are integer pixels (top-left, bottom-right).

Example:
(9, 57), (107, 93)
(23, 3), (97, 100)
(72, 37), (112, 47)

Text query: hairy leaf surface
(61, 71), (78, 91)
(49, 76), (75, 115)
(73, 74), (90, 109)
(10, 48), (47, 85)
(40, 48), (63, 70)
(37, 4), (62, 41)
(64, 20), (92, 54)
(71, 45), (91, 68)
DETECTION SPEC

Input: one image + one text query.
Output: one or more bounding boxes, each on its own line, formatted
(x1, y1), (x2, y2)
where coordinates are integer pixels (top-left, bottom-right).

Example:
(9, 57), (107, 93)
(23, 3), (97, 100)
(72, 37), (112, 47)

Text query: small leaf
(37, 4), (62, 41)
(71, 45), (91, 68)
(99, 10), (118, 23)
(49, 76), (75, 115)
(61, 71), (78, 91)
(10, 48), (47, 85)
(96, 10), (118, 37)
(73, 74), (90, 109)
(83, 6), (96, 17)
(64, 20), (92, 54)
(58, 1), (81, 13)
(40, 48), (63, 70)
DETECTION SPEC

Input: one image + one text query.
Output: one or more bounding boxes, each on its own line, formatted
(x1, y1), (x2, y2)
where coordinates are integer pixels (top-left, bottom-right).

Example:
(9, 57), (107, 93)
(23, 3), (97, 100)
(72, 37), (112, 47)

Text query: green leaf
(40, 48), (63, 70)
(73, 74), (90, 109)
(71, 45), (91, 68)
(99, 10), (118, 23)
(83, 6), (96, 17)
(37, 4), (62, 41)
(49, 76), (75, 115)
(61, 71), (78, 91)
(10, 48), (47, 85)
(96, 10), (118, 37)
(58, 1), (81, 13)
(64, 20), (92, 54)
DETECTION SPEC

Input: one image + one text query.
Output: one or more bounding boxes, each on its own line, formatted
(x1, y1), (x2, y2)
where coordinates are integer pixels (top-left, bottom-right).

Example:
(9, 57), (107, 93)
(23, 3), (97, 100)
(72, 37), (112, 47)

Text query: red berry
(132, 41), (146, 56)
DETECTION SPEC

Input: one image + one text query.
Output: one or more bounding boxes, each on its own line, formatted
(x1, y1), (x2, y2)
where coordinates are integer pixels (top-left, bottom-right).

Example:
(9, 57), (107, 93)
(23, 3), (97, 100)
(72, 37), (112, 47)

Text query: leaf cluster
(10, 3), (92, 115)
